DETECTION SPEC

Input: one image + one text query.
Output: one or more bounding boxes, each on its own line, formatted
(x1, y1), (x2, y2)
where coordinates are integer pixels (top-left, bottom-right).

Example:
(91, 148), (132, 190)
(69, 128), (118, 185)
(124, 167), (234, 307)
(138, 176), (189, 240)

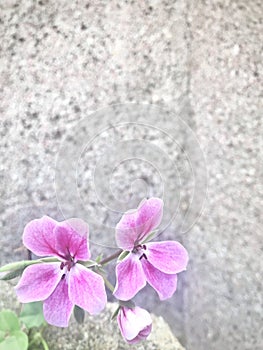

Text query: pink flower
(15, 216), (107, 327)
(114, 198), (189, 301)
(117, 306), (152, 344)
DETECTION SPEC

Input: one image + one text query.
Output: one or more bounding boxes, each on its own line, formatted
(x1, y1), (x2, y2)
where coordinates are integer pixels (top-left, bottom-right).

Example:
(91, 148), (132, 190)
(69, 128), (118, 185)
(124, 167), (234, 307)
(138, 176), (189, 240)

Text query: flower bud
(117, 306), (152, 344)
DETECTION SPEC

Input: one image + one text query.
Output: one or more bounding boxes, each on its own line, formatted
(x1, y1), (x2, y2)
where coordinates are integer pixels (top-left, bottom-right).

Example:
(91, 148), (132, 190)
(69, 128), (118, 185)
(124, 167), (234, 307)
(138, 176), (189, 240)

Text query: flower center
(60, 255), (76, 272)
(132, 244), (148, 261)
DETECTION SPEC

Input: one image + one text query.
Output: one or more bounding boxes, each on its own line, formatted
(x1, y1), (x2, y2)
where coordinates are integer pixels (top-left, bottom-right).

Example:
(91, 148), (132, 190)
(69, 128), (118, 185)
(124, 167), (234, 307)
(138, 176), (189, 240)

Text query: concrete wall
(0, 1), (262, 349)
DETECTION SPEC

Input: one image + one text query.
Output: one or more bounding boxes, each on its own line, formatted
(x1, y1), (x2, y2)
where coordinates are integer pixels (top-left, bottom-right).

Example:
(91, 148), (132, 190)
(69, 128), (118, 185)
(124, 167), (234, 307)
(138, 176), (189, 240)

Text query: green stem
(96, 271), (115, 293)
(103, 276), (115, 293)
(99, 249), (122, 265)
(28, 332), (49, 350)
(40, 336), (49, 350)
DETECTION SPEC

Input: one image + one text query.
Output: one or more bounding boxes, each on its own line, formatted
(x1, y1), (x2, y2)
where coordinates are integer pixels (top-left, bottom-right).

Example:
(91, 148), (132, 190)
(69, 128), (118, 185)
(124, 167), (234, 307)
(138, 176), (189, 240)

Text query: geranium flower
(15, 216), (107, 327)
(113, 198), (189, 301)
(117, 306), (152, 344)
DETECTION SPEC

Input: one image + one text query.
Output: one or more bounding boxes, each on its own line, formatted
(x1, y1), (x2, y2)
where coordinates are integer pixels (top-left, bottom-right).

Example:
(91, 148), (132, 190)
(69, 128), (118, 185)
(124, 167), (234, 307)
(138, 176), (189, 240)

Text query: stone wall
(0, 1), (262, 349)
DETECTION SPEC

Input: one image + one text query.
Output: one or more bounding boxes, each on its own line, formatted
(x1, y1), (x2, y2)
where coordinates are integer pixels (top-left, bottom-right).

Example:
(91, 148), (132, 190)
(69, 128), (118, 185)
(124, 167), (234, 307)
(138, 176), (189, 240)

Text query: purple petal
(68, 264), (107, 315)
(43, 277), (74, 327)
(23, 216), (60, 257)
(141, 259), (178, 300)
(117, 306), (152, 343)
(113, 254), (146, 300)
(54, 218), (90, 261)
(15, 263), (63, 303)
(127, 325), (152, 344)
(146, 241), (189, 274)
(116, 198), (163, 250)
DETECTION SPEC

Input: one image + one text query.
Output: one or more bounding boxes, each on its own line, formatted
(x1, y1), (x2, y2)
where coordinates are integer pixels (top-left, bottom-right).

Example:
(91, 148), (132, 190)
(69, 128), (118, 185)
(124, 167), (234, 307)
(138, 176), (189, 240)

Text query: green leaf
(0, 310), (20, 332)
(95, 254), (103, 263)
(20, 302), (45, 328)
(117, 250), (129, 261)
(0, 331), (5, 342)
(0, 261), (32, 273)
(74, 305), (85, 324)
(111, 306), (120, 321)
(0, 257), (60, 273)
(0, 267), (26, 281)
(0, 331), (28, 350)
(140, 230), (158, 244)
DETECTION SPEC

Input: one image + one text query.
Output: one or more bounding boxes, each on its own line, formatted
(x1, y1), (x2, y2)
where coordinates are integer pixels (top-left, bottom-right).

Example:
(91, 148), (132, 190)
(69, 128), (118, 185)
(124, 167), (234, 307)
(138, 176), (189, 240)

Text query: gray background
(0, 1), (262, 349)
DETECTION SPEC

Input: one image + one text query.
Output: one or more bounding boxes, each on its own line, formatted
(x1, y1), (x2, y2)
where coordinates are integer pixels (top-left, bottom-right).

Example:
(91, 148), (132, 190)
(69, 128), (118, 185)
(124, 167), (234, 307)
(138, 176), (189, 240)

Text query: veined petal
(23, 216), (60, 257)
(146, 241), (189, 274)
(68, 264), (107, 315)
(116, 198), (163, 250)
(113, 254), (146, 301)
(15, 263), (63, 303)
(117, 306), (152, 342)
(43, 277), (74, 327)
(54, 218), (90, 261)
(141, 259), (178, 300)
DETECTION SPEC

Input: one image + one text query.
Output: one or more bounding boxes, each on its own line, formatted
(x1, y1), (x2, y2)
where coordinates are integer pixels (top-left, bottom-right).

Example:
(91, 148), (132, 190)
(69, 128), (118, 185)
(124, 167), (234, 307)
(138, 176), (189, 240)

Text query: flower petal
(43, 277), (74, 327)
(68, 264), (107, 315)
(54, 218), (90, 261)
(23, 216), (60, 257)
(116, 198), (163, 250)
(127, 325), (152, 344)
(146, 241), (189, 274)
(113, 254), (146, 300)
(141, 259), (178, 300)
(15, 263), (63, 303)
(117, 306), (152, 342)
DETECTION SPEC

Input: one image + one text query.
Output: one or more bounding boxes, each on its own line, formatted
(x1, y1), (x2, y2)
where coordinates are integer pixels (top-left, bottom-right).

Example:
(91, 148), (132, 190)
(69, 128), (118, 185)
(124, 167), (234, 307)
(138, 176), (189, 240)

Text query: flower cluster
(2, 198), (189, 344)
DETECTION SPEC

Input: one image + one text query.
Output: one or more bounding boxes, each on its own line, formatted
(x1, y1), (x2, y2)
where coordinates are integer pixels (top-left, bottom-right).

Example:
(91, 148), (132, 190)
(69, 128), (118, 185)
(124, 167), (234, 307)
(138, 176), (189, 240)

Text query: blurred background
(0, 1), (262, 349)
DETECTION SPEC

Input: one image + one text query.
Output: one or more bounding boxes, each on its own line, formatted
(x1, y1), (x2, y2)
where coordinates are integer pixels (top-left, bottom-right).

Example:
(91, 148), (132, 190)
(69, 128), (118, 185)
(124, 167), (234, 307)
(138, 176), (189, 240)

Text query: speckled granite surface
(184, 1), (262, 349)
(0, 1), (262, 349)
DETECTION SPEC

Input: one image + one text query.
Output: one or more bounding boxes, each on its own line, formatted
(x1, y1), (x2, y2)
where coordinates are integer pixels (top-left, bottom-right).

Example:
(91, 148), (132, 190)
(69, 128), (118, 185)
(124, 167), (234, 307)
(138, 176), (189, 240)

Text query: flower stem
(103, 276), (115, 293)
(40, 336), (49, 350)
(99, 249), (122, 265)
(29, 332), (49, 350)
